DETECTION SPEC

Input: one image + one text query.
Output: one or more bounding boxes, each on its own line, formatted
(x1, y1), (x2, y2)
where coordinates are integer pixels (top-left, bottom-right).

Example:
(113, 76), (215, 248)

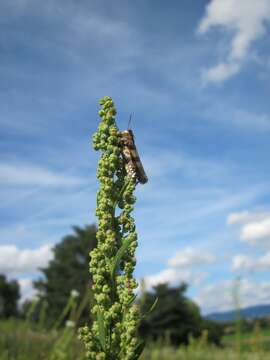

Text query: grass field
(1, 319), (270, 360)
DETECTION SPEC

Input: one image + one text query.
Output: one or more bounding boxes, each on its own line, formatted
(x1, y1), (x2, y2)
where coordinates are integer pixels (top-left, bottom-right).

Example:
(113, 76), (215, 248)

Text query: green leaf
(141, 297), (159, 319)
(97, 308), (106, 351)
(149, 297), (158, 313)
(127, 294), (137, 306)
(113, 180), (129, 209)
(110, 237), (133, 281)
(131, 340), (146, 360)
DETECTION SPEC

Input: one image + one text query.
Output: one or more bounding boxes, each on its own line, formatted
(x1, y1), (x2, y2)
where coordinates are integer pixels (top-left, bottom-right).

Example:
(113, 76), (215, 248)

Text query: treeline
(0, 275), (20, 318)
(0, 225), (223, 346)
(222, 317), (270, 337)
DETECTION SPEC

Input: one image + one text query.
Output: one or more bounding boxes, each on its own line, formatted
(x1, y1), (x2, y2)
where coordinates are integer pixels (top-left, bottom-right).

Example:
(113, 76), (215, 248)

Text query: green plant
(233, 277), (243, 359)
(139, 283), (203, 346)
(2, 317), (270, 360)
(34, 225), (97, 325)
(79, 96), (143, 359)
(52, 290), (79, 331)
(0, 274), (20, 318)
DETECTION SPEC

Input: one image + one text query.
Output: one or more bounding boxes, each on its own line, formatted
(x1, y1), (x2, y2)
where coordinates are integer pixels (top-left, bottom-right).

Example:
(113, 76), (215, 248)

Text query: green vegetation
(34, 225), (97, 325)
(0, 319), (83, 360)
(139, 283), (222, 346)
(223, 322), (270, 352)
(79, 96), (142, 359)
(0, 275), (20, 318)
(1, 318), (270, 360)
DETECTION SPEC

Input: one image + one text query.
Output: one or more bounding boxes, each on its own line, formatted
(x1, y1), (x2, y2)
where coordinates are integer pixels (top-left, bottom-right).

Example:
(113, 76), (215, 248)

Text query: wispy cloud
(227, 211), (270, 225)
(232, 252), (270, 272)
(0, 163), (85, 187)
(201, 62), (240, 83)
(198, 0), (270, 83)
(142, 149), (231, 181)
(200, 100), (270, 131)
(136, 145), (269, 272)
(169, 247), (216, 268)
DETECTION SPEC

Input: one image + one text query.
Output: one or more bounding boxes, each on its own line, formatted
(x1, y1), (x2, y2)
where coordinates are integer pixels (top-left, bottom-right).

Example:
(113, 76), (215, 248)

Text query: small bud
(71, 289), (80, 298)
(66, 320), (75, 328)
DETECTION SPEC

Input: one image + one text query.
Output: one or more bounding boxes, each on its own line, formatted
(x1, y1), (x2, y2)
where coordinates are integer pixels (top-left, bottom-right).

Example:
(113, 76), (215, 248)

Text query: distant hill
(205, 304), (270, 322)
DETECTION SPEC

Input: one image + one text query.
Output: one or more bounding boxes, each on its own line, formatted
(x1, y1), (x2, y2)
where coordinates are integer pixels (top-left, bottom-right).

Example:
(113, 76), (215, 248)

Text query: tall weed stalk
(79, 97), (143, 360)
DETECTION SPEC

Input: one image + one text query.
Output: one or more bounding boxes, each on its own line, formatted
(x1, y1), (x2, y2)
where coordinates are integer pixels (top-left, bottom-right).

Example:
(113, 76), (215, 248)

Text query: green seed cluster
(79, 97), (141, 360)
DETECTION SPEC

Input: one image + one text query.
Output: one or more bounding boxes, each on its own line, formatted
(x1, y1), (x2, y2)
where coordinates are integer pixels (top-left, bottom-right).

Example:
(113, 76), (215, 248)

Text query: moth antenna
(128, 113), (133, 129)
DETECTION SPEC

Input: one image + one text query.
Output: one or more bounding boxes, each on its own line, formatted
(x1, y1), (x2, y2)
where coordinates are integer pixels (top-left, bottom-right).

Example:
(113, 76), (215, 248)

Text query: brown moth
(119, 129), (148, 184)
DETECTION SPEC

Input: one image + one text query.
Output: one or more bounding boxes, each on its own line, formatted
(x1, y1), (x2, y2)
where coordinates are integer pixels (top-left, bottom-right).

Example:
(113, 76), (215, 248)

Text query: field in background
(1, 319), (270, 360)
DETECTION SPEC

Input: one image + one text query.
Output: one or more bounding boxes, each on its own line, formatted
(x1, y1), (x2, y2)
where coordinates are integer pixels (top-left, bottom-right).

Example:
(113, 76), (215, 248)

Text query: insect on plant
(119, 115), (148, 185)
(79, 96), (148, 360)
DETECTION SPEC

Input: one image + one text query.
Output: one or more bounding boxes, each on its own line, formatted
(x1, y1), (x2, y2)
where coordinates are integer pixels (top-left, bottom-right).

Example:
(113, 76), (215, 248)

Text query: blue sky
(1, 0), (270, 313)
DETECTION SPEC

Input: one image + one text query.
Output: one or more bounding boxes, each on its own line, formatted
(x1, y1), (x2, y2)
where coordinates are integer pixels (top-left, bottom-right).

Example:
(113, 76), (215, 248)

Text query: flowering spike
(79, 97), (143, 359)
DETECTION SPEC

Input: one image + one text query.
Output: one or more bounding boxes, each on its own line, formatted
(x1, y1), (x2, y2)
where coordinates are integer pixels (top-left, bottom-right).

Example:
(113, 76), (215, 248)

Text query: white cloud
(144, 268), (191, 288)
(232, 254), (255, 271)
(144, 268), (205, 289)
(0, 163), (84, 187)
(168, 247), (215, 268)
(232, 252), (270, 272)
(0, 244), (53, 276)
(144, 247), (213, 289)
(202, 62), (240, 83)
(18, 278), (37, 303)
(198, 0), (270, 82)
(227, 211), (270, 225)
(228, 210), (270, 245)
(227, 211), (251, 225)
(196, 279), (270, 314)
(241, 217), (270, 243)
